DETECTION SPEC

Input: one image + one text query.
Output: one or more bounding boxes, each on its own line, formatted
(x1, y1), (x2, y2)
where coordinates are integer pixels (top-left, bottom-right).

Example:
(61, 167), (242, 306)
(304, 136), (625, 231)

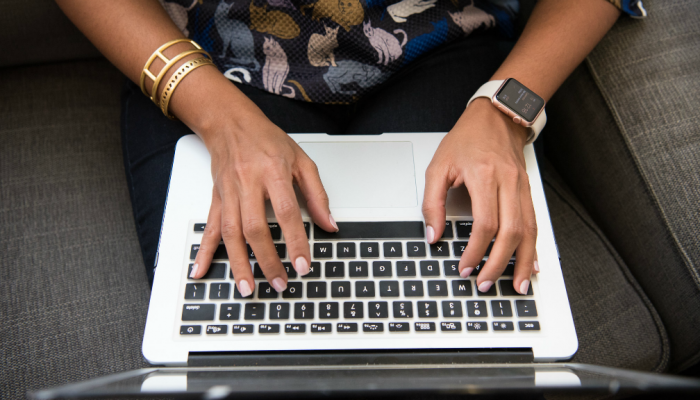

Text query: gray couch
(1, 0), (698, 398)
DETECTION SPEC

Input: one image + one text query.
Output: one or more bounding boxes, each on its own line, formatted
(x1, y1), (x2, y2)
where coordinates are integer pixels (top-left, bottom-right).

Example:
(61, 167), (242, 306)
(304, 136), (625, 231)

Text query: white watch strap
(467, 80), (546, 145)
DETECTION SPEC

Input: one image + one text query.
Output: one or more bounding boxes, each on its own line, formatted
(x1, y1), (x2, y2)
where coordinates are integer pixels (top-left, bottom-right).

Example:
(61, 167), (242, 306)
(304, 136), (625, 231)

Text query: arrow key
(259, 324), (280, 334)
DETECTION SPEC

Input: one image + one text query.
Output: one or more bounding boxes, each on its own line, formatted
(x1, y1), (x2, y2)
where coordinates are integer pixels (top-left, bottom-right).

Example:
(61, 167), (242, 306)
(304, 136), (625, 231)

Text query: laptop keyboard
(179, 220), (540, 339)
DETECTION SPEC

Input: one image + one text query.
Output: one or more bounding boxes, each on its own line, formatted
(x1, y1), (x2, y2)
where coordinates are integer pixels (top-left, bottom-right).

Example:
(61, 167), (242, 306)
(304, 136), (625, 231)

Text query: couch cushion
(0, 59), (149, 399)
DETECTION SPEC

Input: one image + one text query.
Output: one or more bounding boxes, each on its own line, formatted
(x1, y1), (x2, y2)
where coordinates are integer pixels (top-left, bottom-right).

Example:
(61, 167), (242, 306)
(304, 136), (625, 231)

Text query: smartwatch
(467, 78), (547, 145)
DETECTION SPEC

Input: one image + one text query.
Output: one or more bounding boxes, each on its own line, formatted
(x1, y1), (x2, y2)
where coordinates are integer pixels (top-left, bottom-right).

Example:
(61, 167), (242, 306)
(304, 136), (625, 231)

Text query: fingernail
(238, 280), (252, 297)
(534, 261), (540, 273)
(189, 263), (199, 278)
(329, 214), (339, 231)
(294, 256), (310, 275)
(520, 279), (530, 295)
(426, 225), (435, 243)
(460, 267), (473, 278)
(478, 281), (493, 293)
(272, 277), (287, 293)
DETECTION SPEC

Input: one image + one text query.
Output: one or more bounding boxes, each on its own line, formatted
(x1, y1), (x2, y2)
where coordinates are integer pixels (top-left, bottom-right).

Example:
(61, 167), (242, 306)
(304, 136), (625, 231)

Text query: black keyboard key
(232, 324), (253, 334)
(472, 261), (487, 276)
(451, 280), (473, 296)
(442, 301), (463, 318)
(180, 325), (201, 335)
(206, 325), (227, 334)
(188, 263), (226, 280)
(325, 262), (345, 278)
(275, 244), (286, 259)
(233, 284), (255, 299)
(303, 262), (321, 278)
(441, 322), (462, 331)
(369, 301), (389, 318)
(319, 302), (339, 319)
(466, 301), (488, 317)
(379, 281), (400, 297)
(314, 243), (333, 258)
(442, 221), (454, 239)
(456, 221), (473, 238)
(331, 281), (351, 297)
(294, 302), (314, 319)
(420, 261), (440, 276)
(373, 261), (392, 277)
(247, 244), (255, 259)
(393, 301), (413, 318)
(491, 300), (513, 317)
(518, 321), (541, 331)
(453, 242), (468, 257)
(282, 262), (298, 278)
(363, 322), (384, 332)
(502, 261), (515, 276)
(407, 242), (426, 257)
(415, 322), (436, 331)
(268, 223), (281, 240)
(194, 223), (206, 233)
(311, 323), (332, 333)
(515, 300), (538, 317)
(259, 324), (280, 333)
(493, 321), (515, 331)
(285, 323), (306, 333)
(384, 242), (403, 258)
(430, 242), (450, 257)
(314, 222), (424, 240)
(404, 280), (424, 297)
(182, 304), (215, 321)
(466, 321), (488, 331)
(185, 283), (206, 300)
(283, 282), (303, 298)
(476, 281), (498, 296)
(304, 222), (310, 238)
(389, 322), (410, 332)
(499, 280), (534, 296)
(360, 242), (379, 258)
(355, 281), (376, 297)
(189, 244), (228, 260)
(344, 302), (363, 318)
(396, 261), (416, 277)
(337, 323), (358, 332)
(443, 260), (460, 276)
(219, 303), (240, 320)
(253, 263), (265, 279)
(258, 282), (279, 299)
(349, 262), (369, 277)
(209, 283), (230, 300)
(337, 242), (356, 258)
(427, 280), (448, 297)
(190, 245), (199, 260)
(417, 301), (438, 318)
(307, 282), (327, 298)
(244, 303), (265, 320)
(270, 302), (290, 319)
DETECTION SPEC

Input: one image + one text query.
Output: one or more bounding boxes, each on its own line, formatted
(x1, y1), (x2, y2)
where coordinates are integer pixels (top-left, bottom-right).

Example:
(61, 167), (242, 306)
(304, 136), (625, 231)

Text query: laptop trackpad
(299, 142), (418, 208)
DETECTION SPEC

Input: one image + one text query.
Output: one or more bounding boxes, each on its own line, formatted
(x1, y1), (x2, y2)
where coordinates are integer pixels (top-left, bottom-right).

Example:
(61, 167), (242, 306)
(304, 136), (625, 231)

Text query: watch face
(496, 78), (545, 122)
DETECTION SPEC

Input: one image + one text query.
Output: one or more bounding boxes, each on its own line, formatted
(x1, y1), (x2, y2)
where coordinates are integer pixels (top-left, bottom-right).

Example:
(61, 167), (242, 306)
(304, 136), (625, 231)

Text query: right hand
(189, 106), (338, 296)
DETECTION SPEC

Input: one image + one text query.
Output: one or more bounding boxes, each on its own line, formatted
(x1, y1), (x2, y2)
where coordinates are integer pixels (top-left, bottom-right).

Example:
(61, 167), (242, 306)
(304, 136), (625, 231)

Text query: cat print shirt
(160, 0), (646, 104)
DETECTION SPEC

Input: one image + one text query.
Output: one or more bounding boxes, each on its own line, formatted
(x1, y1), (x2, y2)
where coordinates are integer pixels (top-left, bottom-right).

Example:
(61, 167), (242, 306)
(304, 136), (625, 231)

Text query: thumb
(422, 166), (451, 244)
(295, 156), (338, 233)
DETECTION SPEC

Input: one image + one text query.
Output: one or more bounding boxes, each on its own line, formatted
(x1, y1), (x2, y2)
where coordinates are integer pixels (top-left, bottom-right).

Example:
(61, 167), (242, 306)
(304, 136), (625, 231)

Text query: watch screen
(496, 79), (544, 122)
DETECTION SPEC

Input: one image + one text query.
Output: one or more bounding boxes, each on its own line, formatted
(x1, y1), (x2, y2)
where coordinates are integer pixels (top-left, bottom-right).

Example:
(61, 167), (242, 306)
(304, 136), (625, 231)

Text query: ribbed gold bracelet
(139, 38), (210, 101)
(150, 49), (211, 106)
(159, 57), (214, 120)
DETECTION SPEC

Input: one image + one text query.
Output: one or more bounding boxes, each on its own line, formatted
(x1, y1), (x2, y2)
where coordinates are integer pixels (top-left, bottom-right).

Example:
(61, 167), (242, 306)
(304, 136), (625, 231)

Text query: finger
(512, 176), (537, 294)
(294, 155), (337, 232)
(192, 188), (222, 279)
(459, 170), (499, 278)
(218, 187), (254, 298)
(267, 176), (311, 276)
(422, 164), (451, 244)
(476, 169), (523, 292)
(240, 188), (287, 292)
(533, 250), (540, 274)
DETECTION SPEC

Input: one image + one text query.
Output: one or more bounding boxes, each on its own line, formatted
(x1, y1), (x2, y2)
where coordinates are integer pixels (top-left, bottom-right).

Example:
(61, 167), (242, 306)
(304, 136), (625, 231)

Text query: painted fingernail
(294, 256), (310, 275)
(426, 225), (435, 243)
(478, 281), (493, 293)
(272, 277), (287, 293)
(329, 214), (339, 231)
(520, 279), (530, 295)
(189, 263), (199, 278)
(460, 267), (474, 278)
(238, 280), (252, 298)
(534, 261), (540, 273)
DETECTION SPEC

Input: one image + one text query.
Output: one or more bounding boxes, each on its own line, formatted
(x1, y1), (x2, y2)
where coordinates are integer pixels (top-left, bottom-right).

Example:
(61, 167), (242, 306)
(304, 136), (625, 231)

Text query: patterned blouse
(160, 0), (646, 104)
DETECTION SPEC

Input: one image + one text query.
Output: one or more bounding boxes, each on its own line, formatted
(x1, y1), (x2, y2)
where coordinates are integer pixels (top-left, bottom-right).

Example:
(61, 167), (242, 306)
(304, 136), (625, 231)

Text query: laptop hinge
(188, 348), (534, 367)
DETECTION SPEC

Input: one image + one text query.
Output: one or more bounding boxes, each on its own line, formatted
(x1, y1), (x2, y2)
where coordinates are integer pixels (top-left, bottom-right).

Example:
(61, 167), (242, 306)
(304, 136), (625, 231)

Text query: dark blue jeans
(121, 33), (513, 285)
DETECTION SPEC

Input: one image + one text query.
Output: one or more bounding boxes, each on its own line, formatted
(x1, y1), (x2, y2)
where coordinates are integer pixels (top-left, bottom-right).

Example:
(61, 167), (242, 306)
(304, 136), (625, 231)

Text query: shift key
(182, 304), (215, 321)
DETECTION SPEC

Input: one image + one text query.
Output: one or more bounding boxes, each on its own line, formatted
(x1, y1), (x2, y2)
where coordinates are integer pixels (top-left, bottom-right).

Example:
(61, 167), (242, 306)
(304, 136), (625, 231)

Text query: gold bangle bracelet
(150, 49), (210, 106)
(140, 38), (201, 98)
(159, 57), (214, 120)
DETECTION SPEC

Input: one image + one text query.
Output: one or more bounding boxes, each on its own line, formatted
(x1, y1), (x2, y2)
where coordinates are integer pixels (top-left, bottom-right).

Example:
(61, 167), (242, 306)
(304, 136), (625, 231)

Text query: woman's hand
(422, 98), (539, 295)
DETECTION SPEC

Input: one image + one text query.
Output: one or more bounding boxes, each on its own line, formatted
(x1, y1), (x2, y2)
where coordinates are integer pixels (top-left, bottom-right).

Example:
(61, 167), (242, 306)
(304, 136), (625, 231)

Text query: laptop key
(206, 325), (227, 334)
(209, 283), (230, 300)
(311, 323), (332, 333)
(373, 261), (392, 277)
(476, 281), (498, 296)
(427, 280), (448, 297)
(456, 221), (473, 238)
(472, 261), (487, 276)
(407, 242), (426, 257)
(502, 261), (515, 276)
(396, 261), (416, 277)
(379, 281), (400, 297)
(466, 301), (487, 317)
(403, 280), (424, 297)
(194, 223), (206, 233)
(259, 324), (280, 334)
(389, 322), (410, 332)
(185, 283), (205, 300)
(417, 301), (438, 318)
(302, 262), (321, 278)
(314, 222), (424, 240)
(493, 321), (515, 331)
(219, 304), (240, 320)
(453, 242), (468, 257)
(415, 322), (436, 331)
(325, 262), (345, 278)
(190, 244), (228, 260)
(518, 321), (541, 331)
(258, 282), (279, 299)
(344, 302), (364, 318)
(320, 302), (339, 319)
(441, 322), (462, 332)
(443, 260), (460, 276)
(442, 221), (454, 239)
(282, 262), (298, 278)
(304, 222), (310, 238)
(180, 325), (201, 335)
(451, 280), (472, 296)
(182, 304), (215, 321)
(253, 264), (265, 279)
(349, 261), (369, 277)
(383, 242), (403, 258)
(420, 260), (440, 276)
(355, 281), (375, 297)
(285, 323), (306, 333)
(360, 242), (379, 258)
(268, 223), (281, 240)
(275, 244), (286, 259)
(442, 301), (463, 318)
(337, 242), (356, 258)
(363, 323), (384, 332)
(234, 284), (255, 299)
(295, 302), (314, 319)
(188, 263), (226, 280)
(307, 282), (327, 298)
(430, 242), (450, 257)
(232, 324), (253, 334)
(499, 280), (533, 296)
(331, 281), (351, 297)
(491, 300), (513, 317)
(283, 282), (303, 298)
(369, 302), (389, 318)
(337, 323), (358, 332)
(466, 321), (488, 331)
(270, 302), (290, 319)
(244, 303), (265, 320)
(515, 300), (538, 317)
(314, 243), (333, 258)
(393, 301), (413, 318)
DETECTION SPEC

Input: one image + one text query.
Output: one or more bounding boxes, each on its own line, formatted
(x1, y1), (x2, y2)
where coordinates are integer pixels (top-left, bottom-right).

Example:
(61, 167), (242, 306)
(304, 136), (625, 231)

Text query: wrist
(467, 98), (529, 147)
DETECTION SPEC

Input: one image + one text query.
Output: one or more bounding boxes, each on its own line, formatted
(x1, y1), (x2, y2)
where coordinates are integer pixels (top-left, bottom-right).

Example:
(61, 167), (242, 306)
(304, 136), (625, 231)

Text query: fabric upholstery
(0, 60), (150, 399)
(544, 0), (700, 371)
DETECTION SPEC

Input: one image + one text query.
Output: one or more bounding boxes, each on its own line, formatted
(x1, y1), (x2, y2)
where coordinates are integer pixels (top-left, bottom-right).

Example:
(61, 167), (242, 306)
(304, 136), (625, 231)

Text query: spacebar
(314, 222), (425, 240)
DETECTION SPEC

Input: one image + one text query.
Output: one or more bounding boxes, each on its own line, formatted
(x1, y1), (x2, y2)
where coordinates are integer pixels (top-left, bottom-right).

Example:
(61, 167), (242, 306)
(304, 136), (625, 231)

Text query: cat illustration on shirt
(249, 1), (300, 39)
(160, 0), (200, 36)
(214, 0), (260, 74)
(323, 60), (385, 95)
(308, 25), (340, 67)
(449, 0), (495, 35)
(387, 0), (437, 24)
(363, 19), (407, 66)
(301, 0), (365, 32)
(262, 37), (296, 98)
